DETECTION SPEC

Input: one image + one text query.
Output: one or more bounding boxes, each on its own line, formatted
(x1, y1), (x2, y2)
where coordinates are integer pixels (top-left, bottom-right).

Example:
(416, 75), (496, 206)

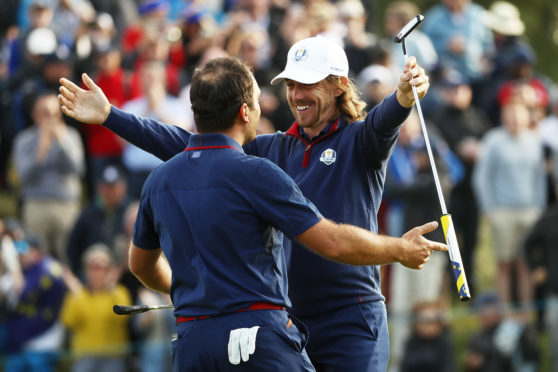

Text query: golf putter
(395, 15), (471, 301)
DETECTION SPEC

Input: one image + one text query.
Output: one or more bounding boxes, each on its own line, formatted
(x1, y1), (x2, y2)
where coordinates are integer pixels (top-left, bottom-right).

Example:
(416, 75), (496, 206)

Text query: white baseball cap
(271, 36), (348, 85)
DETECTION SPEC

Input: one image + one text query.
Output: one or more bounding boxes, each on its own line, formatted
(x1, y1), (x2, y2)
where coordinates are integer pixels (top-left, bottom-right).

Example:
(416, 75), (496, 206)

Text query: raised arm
(358, 57), (430, 168)
(297, 219), (447, 269)
(59, 74), (189, 161)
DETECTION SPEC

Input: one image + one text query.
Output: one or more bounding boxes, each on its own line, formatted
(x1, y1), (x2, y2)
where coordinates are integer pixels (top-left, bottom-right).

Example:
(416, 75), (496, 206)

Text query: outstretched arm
(59, 74), (190, 161)
(297, 219), (447, 269)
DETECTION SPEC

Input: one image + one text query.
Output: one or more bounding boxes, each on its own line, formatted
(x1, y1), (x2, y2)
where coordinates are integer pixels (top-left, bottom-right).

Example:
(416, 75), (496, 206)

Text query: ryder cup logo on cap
(294, 47), (308, 62)
(271, 36), (348, 85)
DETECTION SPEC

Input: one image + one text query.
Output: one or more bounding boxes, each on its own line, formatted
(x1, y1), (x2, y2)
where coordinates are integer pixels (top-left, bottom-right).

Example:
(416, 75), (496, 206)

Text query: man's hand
(228, 326), (260, 365)
(396, 56), (430, 108)
(58, 73), (111, 125)
(399, 221), (447, 269)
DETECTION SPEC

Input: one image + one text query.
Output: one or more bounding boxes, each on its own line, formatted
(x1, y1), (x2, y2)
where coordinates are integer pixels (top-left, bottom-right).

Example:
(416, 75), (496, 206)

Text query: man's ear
(238, 103), (250, 123)
(334, 77), (349, 97)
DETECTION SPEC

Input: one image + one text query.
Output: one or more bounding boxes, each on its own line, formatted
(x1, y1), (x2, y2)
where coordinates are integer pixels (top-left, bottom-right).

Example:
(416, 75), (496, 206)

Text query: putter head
(394, 14), (424, 43)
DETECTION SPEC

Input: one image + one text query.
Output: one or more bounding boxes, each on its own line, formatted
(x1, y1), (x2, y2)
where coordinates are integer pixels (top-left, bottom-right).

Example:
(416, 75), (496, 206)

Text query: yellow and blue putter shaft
(440, 214), (471, 300)
(395, 15), (471, 301)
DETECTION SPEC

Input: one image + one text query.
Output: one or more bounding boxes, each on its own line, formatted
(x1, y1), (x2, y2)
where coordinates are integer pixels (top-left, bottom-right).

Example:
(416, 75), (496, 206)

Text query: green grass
(0, 189), (18, 219)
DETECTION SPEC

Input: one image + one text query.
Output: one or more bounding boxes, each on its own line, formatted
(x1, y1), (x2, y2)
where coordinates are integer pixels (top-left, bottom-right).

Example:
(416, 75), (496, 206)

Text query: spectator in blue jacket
(421, 0), (494, 84)
(5, 231), (66, 372)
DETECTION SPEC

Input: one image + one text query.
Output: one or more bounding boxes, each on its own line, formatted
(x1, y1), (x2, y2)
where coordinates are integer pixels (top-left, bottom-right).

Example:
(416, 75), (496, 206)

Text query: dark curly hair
(190, 56), (255, 133)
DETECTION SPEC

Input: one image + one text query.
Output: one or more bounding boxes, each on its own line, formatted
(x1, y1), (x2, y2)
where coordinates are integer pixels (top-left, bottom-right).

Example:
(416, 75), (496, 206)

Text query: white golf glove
(227, 326), (260, 365)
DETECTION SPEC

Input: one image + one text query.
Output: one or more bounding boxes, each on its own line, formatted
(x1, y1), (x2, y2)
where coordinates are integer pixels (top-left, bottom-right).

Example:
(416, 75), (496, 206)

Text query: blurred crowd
(0, 0), (557, 371)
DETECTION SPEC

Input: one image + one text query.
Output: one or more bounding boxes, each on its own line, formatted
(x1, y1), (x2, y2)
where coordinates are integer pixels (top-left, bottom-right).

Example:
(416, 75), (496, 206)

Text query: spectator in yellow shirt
(60, 243), (132, 372)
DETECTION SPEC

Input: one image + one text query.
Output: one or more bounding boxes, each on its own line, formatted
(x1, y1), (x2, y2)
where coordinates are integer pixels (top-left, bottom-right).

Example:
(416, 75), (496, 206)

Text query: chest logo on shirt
(319, 149), (336, 165)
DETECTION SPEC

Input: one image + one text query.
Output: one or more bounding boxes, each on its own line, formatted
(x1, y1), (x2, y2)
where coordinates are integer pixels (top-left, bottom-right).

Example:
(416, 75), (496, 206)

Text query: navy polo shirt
(132, 133), (322, 317)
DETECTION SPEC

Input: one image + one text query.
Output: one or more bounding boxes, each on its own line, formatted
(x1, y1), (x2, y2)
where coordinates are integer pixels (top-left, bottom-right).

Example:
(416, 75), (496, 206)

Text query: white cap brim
(270, 69), (329, 85)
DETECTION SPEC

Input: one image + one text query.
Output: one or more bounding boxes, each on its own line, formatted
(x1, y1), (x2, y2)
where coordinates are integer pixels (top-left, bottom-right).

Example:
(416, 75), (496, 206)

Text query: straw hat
(483, 1), (525, 36)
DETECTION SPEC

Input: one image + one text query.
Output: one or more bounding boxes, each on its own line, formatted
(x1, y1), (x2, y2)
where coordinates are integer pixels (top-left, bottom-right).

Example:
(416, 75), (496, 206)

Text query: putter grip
(113, 304), (149, 315)
(440, 214), (471, 301)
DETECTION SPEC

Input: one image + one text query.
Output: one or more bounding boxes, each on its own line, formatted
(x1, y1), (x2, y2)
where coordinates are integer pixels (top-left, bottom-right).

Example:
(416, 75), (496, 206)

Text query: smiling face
(285, 78), (342, 137)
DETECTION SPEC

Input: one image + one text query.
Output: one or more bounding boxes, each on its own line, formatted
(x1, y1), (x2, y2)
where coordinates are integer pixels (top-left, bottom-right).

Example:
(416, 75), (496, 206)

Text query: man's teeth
(297, 105), (309, 111)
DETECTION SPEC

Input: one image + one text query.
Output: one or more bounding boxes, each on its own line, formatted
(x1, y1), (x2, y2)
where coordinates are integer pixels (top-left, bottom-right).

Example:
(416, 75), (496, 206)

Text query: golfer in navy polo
(60, 52), (446, 371)
(135, 132), (324, 370)
(128, 57), (318, 371)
